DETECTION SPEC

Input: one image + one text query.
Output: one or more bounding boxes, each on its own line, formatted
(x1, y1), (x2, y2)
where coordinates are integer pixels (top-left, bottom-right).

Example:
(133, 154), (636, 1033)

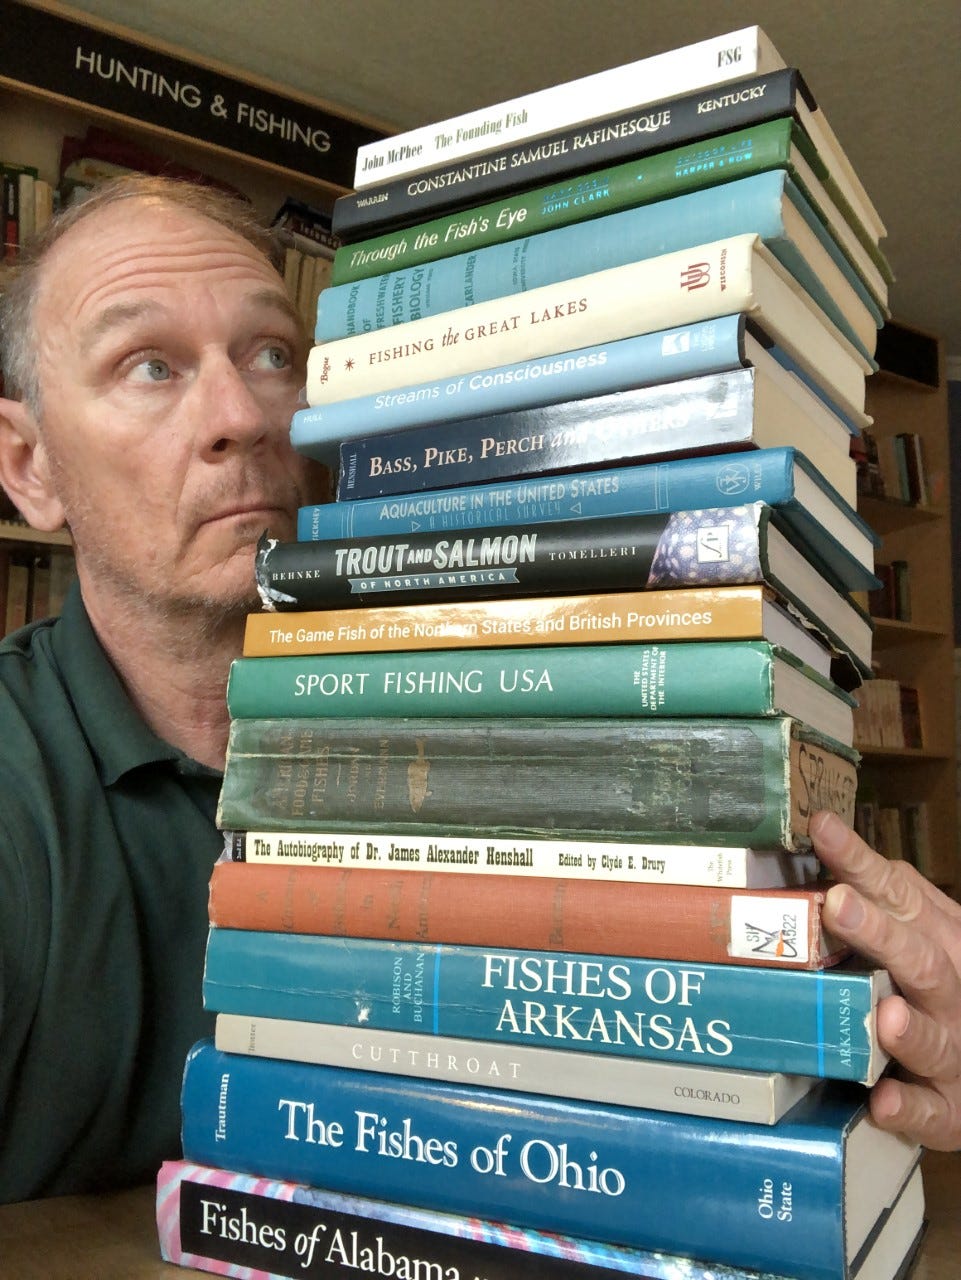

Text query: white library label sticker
(729, 896), (810, 964)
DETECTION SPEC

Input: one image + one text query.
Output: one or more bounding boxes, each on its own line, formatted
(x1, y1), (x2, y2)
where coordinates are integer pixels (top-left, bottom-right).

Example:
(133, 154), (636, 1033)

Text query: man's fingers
(811, 811), (961, 955)
(869, 1075), (961, 1152)
(875, 994), (961, 1083)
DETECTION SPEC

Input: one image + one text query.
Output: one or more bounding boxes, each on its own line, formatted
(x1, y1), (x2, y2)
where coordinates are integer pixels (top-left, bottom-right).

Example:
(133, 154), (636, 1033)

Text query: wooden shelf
(871, 618), (948, 645)
(857, 745), (952, 763)
(0, 522), (72, 548)
(857, 495), (945, 536)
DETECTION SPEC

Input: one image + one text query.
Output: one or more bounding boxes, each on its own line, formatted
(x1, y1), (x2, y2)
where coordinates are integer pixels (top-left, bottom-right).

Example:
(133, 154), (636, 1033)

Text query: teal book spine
(180, 1040), (915, 1280)
(290, 314), (744, 462)
(202, 929), (889, 1083)
(225, 639), (836, 720)
(314, 171), (880, 362)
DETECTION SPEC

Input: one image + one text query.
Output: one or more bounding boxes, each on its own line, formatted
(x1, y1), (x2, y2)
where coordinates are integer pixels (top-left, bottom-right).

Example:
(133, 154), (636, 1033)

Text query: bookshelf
(856, 321), (957, 891)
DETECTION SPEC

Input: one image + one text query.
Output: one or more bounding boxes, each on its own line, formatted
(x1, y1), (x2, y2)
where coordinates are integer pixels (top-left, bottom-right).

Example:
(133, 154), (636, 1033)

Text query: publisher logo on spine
(680, 261), (711, 291)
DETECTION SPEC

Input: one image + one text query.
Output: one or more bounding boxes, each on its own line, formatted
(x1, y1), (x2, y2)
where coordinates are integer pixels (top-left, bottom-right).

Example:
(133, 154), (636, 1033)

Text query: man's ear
(0, 397), (66, 532)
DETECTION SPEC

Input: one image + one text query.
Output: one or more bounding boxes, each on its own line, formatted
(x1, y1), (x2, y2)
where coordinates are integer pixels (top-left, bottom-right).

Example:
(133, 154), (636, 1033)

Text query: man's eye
(252, 344), (291, 371)
(129, 357), (171, 383)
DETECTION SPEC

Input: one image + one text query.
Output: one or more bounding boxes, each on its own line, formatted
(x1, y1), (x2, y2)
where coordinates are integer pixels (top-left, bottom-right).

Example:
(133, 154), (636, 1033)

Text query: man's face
(31, 196), (324, 619)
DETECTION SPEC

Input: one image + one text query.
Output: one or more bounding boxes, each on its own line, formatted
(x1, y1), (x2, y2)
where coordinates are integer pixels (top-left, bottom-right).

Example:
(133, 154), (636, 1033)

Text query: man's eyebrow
(78, 287), (304, 357)
(79, 300), (164, 357)
(246, 287), (303, 329)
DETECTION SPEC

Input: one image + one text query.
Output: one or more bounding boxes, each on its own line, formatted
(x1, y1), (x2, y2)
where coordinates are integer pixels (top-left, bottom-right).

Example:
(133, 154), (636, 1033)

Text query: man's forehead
(37, 197), (283, 326)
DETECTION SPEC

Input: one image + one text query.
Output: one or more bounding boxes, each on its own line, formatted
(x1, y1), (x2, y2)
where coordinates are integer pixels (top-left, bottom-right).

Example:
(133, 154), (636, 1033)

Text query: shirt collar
(51, 580), (221, 787)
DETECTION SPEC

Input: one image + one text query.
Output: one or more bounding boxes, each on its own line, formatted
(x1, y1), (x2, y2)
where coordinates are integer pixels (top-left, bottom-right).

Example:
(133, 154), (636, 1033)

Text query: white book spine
(353, 27), (783, 188)
(226, 829), (818, 889)
(214, 1015), (816, 1125)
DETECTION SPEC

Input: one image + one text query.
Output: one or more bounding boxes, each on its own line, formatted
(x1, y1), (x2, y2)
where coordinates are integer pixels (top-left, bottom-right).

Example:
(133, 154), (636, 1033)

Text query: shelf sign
(0, 0), (387, 190)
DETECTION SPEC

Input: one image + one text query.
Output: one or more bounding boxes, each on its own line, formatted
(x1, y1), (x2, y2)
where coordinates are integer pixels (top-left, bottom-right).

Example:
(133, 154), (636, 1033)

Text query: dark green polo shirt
(0, 581), (223, 1201)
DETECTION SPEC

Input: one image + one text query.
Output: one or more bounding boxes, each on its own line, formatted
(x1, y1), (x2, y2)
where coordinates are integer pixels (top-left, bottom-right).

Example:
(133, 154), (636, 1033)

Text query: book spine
(316, 172), (796, 340)
(180, 1039), (856, 1279)
(256, 505), (780, 612)
(223, 829), (819, 889)
(351, 27), (780, 186)
(333, 120), (797, 285)
(158, 1157), (786, 1280)
(202, 929), (879, 1079)
(305, 235), (757, 404)
(333, 69), (807, 241)
(203, 873), (843, 971)
(291, 314), (746, 461)
(216, 716), (858, 853)
(242, 583), (771, 657)
(2, 168), (19, 261)
(227, 638), (784, 718)
(214, 1015), (816, 1123)
(336, 365), (777, 503)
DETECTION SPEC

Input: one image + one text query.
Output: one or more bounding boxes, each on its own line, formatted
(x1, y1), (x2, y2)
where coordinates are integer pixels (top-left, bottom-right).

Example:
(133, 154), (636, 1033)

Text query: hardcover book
(225, 639), (856, 748)
(179, 1041), (919, 1280)
(297, 442), (879, 596)
(216, 715), (858, 854)
(252, 504), (872, 679)
(224, 829), (820, 890)
(156, 1157), (925, 1280)
(202, 927), (889, 1078)
(202, 871), (846, 969)
(334, 361), (859, 509)
(240, 583), (842, 681)
(317, 171), (881, 362)
(304, 233), (872, 424)
(214, 1015), (819, 1124)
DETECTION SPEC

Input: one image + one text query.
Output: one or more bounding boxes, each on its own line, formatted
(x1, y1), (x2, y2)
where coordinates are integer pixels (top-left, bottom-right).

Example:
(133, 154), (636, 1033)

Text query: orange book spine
(243, 584), (769, 657)
(207, 863), (846, 970)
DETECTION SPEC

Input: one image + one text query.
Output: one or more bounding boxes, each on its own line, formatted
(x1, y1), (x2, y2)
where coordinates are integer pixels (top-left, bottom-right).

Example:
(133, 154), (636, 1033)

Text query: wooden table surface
(0, 1149), (957, 1278)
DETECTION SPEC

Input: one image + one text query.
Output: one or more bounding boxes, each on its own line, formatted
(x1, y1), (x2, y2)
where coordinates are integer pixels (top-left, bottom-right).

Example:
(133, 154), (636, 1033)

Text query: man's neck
(81, 583), (245, 771)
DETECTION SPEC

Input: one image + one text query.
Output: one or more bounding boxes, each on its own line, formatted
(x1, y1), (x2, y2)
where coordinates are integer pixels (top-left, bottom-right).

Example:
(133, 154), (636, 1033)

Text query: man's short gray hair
(0, 175), (282, 414)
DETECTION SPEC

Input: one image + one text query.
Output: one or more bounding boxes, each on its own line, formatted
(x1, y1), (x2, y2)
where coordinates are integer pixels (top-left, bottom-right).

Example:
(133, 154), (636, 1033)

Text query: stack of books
(159, 27), (927, 1280)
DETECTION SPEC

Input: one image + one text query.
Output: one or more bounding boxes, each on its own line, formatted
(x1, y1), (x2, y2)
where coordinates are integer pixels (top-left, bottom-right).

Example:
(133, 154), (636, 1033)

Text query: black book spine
(255, 507), (764, 611)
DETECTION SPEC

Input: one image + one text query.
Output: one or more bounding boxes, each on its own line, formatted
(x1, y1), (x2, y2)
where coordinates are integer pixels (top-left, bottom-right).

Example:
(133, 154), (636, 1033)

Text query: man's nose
(195, 356), (274, 456)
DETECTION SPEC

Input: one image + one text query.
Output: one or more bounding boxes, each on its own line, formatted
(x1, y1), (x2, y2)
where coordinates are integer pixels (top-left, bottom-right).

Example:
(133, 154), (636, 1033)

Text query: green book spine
(217, 715), (859, 851)
(227, 639), (811, 719)
(331, 118), (797, 285)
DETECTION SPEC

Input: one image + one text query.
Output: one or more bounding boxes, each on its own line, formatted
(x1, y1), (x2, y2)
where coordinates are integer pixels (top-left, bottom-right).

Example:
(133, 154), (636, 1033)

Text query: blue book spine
(314, 171), (879, 362)
(299, 445), (878, 593)
(291, 315), (745, 462)
(180, 1038), (867, 1280)
(203, 930), (885, 1084)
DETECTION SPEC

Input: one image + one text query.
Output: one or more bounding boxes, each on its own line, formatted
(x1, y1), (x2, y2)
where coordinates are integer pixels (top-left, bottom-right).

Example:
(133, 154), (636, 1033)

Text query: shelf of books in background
(157, 25), (929, 1280)
(852, 321), (955, 888)
(0, 151), (74, 634)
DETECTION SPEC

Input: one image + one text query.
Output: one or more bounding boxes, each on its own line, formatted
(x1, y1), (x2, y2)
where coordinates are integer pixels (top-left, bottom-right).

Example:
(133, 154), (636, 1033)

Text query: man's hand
(811, 809), (961, 1149)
